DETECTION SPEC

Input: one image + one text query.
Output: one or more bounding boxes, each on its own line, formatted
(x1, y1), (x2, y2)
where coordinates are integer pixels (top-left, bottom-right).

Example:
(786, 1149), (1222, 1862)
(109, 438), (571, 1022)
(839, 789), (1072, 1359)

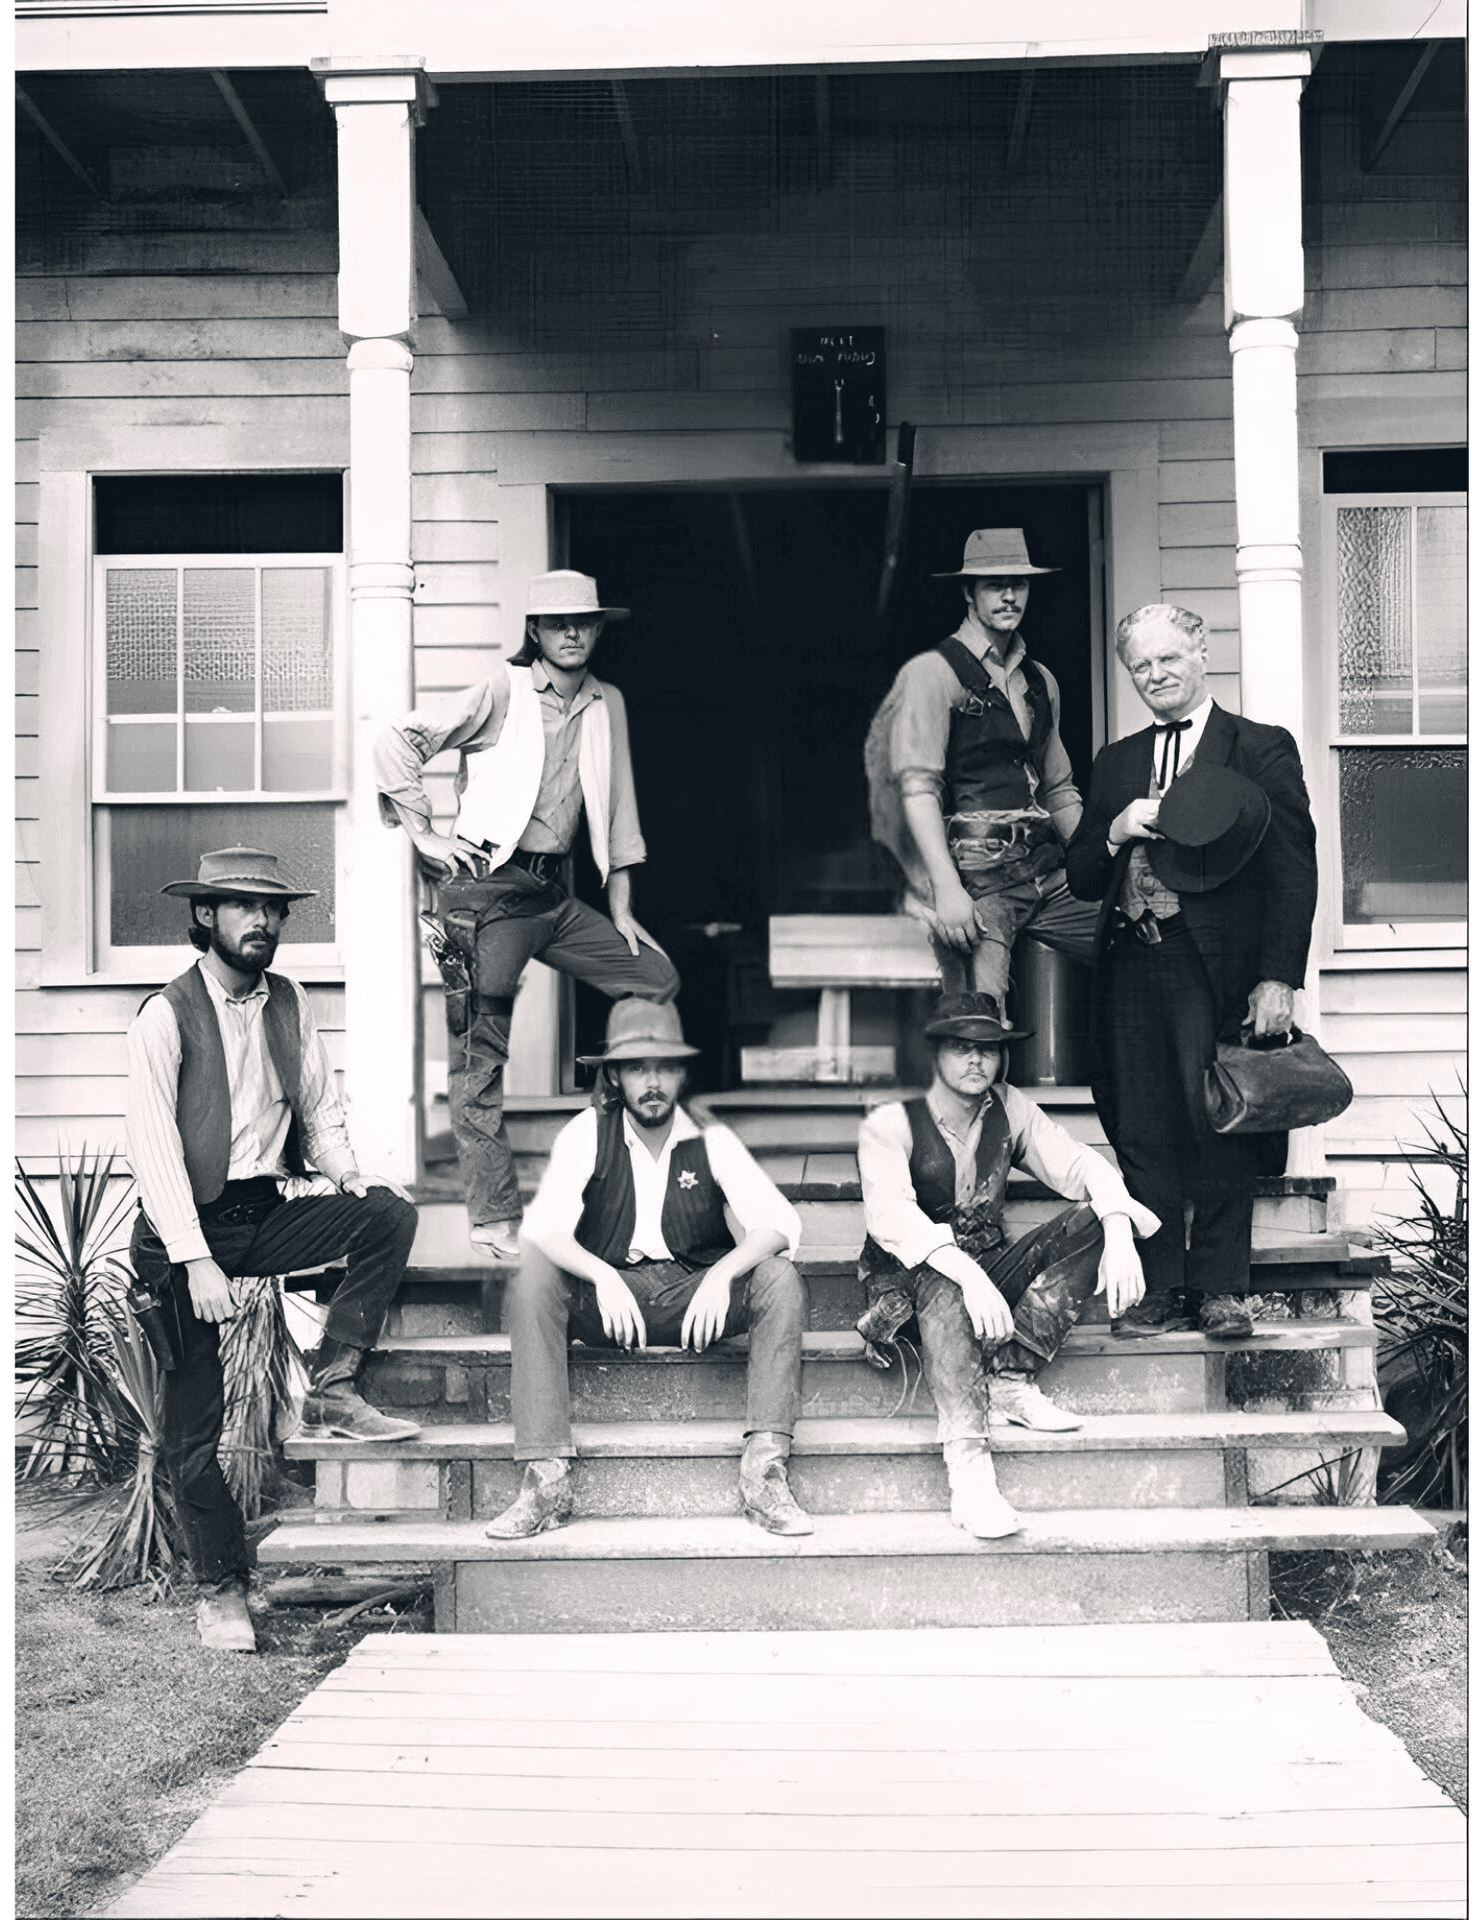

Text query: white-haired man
(1065, 604), (1318, 1341)
(375, 572), (679, 1261)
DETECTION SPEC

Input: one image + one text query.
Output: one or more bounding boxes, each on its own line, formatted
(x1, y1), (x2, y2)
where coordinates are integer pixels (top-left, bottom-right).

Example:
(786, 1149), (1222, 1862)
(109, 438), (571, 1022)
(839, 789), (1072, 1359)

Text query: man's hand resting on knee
(1095, 1215), (1147, 1321)
(186, 1258), (237, 1324)
(928, 1244), (1014, 1346)
(592, 1266), (648, 1350)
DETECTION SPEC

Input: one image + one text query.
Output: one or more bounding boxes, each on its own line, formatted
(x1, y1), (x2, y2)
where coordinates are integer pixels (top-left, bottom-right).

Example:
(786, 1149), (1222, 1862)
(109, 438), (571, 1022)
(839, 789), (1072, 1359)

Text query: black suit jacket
(1065, 703), (1318, 1038)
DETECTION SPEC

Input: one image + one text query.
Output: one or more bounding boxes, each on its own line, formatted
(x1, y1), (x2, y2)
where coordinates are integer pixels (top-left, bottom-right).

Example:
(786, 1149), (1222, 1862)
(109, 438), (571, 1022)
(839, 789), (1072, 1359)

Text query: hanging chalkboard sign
(791, 327), (886, 464)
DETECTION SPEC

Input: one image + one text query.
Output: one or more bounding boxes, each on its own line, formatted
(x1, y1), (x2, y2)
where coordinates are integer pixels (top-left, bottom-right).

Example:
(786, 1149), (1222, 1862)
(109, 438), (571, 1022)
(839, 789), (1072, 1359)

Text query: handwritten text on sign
(791, 327), (886, 465)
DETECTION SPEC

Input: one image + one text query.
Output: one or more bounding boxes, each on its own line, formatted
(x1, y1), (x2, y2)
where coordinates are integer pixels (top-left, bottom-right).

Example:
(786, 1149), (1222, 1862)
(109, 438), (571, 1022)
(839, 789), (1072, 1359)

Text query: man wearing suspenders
(376, 572), (679, 1262)
(865, 527), (1099, 1009)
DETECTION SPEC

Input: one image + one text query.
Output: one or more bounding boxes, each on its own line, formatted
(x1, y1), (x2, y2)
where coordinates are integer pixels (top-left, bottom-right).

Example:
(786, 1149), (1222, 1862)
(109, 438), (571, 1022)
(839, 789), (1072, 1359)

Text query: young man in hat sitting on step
(1065, 603), (1318, 1342)
(489, 999), (811, 1540)
(375, 571), (679, 1263)
(866, 528), (1100, 1012)
(126, 848), (423, 1652)
(856, 992), (1160, 1539)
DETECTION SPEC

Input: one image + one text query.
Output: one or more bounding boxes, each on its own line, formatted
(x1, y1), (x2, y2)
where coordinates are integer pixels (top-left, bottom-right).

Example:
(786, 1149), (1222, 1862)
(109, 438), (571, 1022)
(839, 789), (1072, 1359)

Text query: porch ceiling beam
(210, 68), (288, 198)
(414, 207), (470, 320)
(1005, 70), (1034, 171)
(15, 83), (105, 200)
(1363, 39), (1442, 172)
(611, 79), (644, 187)
(1176, 192), (1224, 302)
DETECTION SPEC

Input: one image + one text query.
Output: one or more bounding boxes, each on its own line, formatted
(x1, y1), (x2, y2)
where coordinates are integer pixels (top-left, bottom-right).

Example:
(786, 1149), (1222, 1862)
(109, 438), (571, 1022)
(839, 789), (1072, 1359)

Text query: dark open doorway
(565, 481), (1102, 1089)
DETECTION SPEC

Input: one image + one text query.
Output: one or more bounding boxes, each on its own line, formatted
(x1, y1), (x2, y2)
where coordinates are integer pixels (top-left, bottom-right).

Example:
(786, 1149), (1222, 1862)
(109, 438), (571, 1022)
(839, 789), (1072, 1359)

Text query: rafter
(1364, 40), (1442, 172)
(415, 207), (469, 321)
(210, 69), (289, 198)
(1006, 71), (1035, 172)
(15, 83), (105, 200)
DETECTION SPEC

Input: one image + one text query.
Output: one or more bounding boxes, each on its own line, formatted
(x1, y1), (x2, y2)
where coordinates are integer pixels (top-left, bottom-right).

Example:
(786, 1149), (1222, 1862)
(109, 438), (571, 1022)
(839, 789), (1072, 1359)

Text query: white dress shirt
(858, 1083), (1161, 1272)
(522, 1104), (801, 1264)
(1155, 693), (1215, 790)
(126, 961), (358, 1264)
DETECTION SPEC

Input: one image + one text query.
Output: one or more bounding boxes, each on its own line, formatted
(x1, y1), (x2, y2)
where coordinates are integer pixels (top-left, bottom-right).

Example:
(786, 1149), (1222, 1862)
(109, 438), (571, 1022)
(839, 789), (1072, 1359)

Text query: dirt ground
(15, 1491), (1468, 1919)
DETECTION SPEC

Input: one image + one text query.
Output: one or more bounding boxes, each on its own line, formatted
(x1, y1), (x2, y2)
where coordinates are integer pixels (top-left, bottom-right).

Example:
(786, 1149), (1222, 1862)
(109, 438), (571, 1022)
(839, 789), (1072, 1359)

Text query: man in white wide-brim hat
(376, 572), (680, 1262)
(865, 526), (1099, 1012)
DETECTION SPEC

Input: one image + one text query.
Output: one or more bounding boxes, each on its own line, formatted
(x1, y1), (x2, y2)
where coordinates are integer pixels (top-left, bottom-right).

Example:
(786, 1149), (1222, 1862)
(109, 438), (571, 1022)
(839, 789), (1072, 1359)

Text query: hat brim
(528, 605), (630, 620)
(923, 1019), (1034, 1043)
(160, 880), (317, 901)
(930, 565), (1060, 579)
(1148, 775), (1271, 894)
(578, 1041), (701, 1065)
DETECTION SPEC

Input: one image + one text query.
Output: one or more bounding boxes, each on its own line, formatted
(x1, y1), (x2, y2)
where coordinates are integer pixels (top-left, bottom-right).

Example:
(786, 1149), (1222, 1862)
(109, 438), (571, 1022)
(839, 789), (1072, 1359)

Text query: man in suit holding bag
(1065, 604), (1318, 1341)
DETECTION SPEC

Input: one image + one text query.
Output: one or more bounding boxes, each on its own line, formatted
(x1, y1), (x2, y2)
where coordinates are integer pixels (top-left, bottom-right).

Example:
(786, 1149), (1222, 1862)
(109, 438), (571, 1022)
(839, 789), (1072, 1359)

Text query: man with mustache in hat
(1065, 604), (1318, 1341)
(489, 998), (811, 1540)
(866, 527), (1099, 1011)
(856, 992), (1160, 1538)
(375, 571), (679, 1264)
(126, 848), (423, 1652)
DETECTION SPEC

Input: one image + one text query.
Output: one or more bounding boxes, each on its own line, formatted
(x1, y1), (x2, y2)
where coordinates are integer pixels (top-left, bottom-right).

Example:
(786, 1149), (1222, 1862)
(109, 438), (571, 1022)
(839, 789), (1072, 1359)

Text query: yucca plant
(219, 1273), (306, 1521)
(1370, 1093), (1467, 1510)
(15, 1151), (137, 1482)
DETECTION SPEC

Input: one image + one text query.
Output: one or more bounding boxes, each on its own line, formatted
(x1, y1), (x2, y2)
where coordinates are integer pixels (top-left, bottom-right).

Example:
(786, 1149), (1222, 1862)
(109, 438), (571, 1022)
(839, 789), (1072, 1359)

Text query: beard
(211, 921), (279, 974)
(623, 1087), (679, 1131)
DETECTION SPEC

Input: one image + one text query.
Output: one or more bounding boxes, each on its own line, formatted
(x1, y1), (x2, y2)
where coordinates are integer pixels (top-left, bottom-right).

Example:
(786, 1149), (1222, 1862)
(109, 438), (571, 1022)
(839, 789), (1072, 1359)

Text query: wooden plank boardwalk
(108, 1622), (1464, 1920)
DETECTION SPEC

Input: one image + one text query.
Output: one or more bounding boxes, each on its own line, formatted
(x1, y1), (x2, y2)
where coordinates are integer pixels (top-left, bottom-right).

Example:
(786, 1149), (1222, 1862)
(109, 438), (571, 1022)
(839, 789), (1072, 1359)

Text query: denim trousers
(435, 869), (679, 1228)
(507, 1244), (805, 1459)
(129, 1180), (418, 1585)
(867, 1202), (1104, 1443)
(930, 863), (1099, 1006)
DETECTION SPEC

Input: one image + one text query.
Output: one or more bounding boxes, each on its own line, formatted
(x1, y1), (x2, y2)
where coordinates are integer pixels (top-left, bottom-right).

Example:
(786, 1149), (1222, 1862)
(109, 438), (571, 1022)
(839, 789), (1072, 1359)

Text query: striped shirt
(125, 959), (358, 1264)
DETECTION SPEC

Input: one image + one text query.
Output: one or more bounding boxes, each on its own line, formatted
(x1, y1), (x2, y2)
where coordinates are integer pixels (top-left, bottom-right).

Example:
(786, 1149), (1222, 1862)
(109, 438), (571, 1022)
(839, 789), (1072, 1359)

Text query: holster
(423, 910), (477, 1037)
(126, 1281), (179, 1373)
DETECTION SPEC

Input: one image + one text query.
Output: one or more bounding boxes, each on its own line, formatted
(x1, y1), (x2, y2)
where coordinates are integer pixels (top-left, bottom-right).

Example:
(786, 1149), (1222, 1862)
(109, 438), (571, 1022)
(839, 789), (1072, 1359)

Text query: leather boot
(485, 1459), (574, 1539)
(943, 1438), (1022, 1539)
(739, 1432), (814, 1536)
(300, 1338), (421, 1443)
(196, 1576), (257, 1652)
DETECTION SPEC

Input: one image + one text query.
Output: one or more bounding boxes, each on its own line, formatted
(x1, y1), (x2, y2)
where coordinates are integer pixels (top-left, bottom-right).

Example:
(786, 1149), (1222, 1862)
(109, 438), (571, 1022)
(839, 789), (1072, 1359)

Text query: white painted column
(321, 60), (430, 1183)
(1221, 46), (1324, 1178)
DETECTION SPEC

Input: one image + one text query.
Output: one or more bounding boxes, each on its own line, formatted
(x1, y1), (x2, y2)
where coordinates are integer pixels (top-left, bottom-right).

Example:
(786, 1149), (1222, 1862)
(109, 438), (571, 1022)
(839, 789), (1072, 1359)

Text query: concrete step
(359, 1321), (1378, 1425)
(257, 1504), (1437, 1632)
(288, 1408), (1407, 1523)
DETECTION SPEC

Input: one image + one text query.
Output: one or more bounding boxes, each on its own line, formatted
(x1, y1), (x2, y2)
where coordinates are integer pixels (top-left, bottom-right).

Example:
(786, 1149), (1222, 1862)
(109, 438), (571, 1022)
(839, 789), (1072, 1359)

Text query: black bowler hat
(922, 992), (1033, 1044)
(1148, 765), (1271, 894)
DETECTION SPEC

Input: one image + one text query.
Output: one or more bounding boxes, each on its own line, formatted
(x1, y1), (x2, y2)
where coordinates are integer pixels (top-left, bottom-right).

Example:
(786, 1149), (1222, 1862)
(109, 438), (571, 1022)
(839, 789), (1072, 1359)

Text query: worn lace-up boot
(300, 1338), (422, 1443)
(484, 1458), (575, 1539)
(196, 1575), (258, 1652)
(739, 1431), (814, 1536)
(989, 1372), (1083, 1432)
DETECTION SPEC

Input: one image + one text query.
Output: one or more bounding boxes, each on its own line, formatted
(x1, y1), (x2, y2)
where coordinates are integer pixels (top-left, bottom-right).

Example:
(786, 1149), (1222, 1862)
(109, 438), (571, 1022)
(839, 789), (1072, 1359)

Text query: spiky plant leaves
(219, 1275), (306, 1521)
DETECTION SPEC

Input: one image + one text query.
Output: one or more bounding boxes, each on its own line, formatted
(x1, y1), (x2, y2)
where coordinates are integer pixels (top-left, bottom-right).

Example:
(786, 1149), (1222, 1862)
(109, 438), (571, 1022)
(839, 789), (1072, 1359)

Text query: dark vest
(939, 639), (1054, 816)
(574, 1105), (734, 1270)
(153, 965), (307, 1205)
(860, 1092), (1014, 1281)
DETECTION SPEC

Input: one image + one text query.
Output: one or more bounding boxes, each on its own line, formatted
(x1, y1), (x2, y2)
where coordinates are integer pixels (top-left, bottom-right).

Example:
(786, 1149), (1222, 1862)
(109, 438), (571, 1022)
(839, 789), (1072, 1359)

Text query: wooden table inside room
(107, 1622), (1464, 1920)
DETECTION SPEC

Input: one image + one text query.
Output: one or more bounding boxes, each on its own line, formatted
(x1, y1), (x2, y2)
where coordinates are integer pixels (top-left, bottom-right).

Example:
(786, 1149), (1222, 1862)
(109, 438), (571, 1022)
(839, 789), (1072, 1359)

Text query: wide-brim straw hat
(932, 527), (1060, 579)
(578, 998), (700, 1065)
(1147, 764), (1271, 894)
(922, 992), (1033, 1044)
(526, 569), (630, 620)
(159, 846), (317, 902)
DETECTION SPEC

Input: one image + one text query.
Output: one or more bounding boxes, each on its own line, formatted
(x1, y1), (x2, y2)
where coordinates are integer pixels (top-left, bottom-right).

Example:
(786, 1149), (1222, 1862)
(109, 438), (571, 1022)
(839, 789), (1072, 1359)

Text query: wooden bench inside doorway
(745, 914), (940, 1084)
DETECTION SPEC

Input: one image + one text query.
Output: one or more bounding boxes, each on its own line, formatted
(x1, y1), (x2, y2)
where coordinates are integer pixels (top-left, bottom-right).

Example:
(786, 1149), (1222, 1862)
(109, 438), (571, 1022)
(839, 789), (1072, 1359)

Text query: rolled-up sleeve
(1000, 1084), (1162, 1239)
(1030, 664), (1084, 835)
(601, 683), (648, 871)
(520, 1108), (601, 1252)
(858, 1103), (956, 1269)
(886, 656), (954, 806)
(374, 679), (499, 835)
(702, 1125), (801, 1258)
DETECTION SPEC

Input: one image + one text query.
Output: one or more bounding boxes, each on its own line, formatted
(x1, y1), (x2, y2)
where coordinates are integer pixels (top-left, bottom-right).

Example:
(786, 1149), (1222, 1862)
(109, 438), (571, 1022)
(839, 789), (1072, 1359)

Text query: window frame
(1321, 488), (1467, 953)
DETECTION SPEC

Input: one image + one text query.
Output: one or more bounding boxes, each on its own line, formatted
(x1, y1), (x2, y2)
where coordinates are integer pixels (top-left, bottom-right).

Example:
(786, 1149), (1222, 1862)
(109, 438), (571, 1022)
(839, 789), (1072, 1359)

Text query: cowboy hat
(922, 992), (1033, 1044)
(526, 570), (630, 621)
(159, 846), (317, 902)
(578, 998), (699, 1065)
(1148, 764), (1271, 894)
(931, 528), (1061, 580)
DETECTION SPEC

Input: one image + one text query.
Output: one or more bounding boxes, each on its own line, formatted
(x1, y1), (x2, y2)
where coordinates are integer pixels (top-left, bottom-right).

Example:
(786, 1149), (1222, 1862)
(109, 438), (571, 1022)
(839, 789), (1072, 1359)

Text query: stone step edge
(285, 1408), (1407, 1464)
(368, 1321), (1378, 1362)
(257, 1503), (1436, 1566)
(387, 1255), (1381, 1285)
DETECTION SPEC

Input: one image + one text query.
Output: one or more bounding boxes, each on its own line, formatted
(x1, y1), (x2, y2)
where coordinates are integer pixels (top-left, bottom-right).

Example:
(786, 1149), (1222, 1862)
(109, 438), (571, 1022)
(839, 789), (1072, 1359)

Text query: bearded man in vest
(125, 848), (422, 1653)
(489, 999), (811, 1540)
(375, 571), (679, 1265)
(856, 993), (1160, 1538)
(866, 528), (1100, 1012)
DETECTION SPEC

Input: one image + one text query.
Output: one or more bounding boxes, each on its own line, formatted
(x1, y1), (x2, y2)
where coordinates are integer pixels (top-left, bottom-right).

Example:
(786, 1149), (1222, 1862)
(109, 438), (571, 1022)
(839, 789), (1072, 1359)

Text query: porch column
(322, 59), (430, 1183)
(1221, 46), (1324, 1177)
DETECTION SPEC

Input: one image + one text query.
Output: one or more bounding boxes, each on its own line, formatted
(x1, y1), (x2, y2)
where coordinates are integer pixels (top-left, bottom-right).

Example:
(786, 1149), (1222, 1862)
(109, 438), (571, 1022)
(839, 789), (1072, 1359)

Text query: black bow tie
(1155, 718), (1193, 787)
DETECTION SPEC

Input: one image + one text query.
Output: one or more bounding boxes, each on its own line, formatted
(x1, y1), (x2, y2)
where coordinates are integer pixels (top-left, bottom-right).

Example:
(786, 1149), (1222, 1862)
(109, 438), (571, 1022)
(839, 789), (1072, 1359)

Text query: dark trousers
(930, 865), (1099, 1007)
(436, 869), (680, 1228)
(507, 1245), (805, 1460)
(130, 1180), (418, 1585)
(867, 1203), (1103, 1444)
(1101, 920), (1260, 1298)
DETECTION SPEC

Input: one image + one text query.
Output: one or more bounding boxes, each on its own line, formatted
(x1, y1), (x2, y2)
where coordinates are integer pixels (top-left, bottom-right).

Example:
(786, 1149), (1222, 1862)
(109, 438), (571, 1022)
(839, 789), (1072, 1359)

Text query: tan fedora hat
(578, 998), (699, 1065)
(526, 569), (630, 621)
(159, 846), (317, 902)
(932, 527), (1061, 579)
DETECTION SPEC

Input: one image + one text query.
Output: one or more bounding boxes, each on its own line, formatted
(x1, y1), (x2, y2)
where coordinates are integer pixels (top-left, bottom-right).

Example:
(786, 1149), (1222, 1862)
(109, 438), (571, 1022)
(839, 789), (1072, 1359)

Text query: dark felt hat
(159, 846), (317, 902)
(1148, 764), (1271, 894)
(577, 998), (700, 1065)
(922, 992), (1032, 1044)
